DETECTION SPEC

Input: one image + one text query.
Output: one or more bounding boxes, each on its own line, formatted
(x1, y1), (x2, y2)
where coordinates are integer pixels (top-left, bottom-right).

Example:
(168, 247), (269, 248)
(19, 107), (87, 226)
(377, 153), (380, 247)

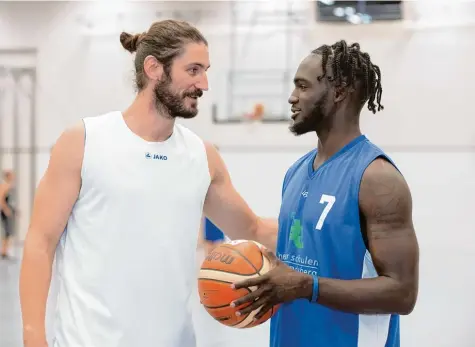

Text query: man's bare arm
(19, 123), (84, 346)
(202, 143), (277, 250)
(310, 158), (419, 315)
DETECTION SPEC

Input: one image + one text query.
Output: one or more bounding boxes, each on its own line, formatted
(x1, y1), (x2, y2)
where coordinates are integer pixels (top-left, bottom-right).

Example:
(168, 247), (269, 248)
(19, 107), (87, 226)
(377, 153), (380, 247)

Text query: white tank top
(52, 111), (211, 347)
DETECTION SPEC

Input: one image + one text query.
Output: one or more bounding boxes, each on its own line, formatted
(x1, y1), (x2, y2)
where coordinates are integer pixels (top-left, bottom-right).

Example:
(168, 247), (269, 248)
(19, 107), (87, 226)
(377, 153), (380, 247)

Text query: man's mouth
(291, 109), (301, 120)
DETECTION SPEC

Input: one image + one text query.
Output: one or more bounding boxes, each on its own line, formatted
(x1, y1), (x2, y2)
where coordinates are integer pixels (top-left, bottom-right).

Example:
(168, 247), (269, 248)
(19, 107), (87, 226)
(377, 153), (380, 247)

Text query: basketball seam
(198, 278), (236, 284)
(201, 288), (252, 309)
(250, 241), (266, 274)
(258, 248), (264, 275)
(204, 302), (241, 309)
(219, 244), (260, 274)
(198, 278), (252, 309)
(199, 267), (257, 276)
(230, 316), (248, 327)
(243, 305), (274, 328)
(213, 307), (250, 327)
(215, 313), (248, 327)
(262, 252), (273, 276)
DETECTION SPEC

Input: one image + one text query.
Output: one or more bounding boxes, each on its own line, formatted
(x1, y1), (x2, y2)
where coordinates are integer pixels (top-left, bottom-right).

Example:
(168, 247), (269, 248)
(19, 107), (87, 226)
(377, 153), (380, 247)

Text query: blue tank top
(204, 218), (225, 242)
(270, 135), (400, 347)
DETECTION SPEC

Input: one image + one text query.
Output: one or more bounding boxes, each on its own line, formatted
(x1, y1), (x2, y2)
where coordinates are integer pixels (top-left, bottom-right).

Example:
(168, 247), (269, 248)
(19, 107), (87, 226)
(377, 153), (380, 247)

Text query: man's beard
(153, 74), (203, 119)
(289, 93), (328, 136)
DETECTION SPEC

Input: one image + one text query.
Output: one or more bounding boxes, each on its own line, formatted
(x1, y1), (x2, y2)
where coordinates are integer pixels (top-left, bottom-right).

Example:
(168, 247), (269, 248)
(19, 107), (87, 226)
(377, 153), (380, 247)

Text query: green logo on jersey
(289, 214), (304, 249)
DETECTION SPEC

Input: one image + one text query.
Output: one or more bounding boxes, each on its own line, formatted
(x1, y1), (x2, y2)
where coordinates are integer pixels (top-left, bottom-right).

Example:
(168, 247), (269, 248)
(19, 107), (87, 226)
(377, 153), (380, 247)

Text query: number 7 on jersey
(315, 194), (336, 230)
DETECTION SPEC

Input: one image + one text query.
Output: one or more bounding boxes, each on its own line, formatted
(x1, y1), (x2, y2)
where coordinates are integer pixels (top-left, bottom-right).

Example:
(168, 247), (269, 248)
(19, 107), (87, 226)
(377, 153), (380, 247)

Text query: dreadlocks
(312, 40), (384, 114)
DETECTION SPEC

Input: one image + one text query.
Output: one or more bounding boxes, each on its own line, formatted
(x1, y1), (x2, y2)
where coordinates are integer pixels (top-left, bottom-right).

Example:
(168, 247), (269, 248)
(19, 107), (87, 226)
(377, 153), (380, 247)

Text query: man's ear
(334, 84), (348, 103)
(334, 80), (358, 103)
(143, 55), (163, 82)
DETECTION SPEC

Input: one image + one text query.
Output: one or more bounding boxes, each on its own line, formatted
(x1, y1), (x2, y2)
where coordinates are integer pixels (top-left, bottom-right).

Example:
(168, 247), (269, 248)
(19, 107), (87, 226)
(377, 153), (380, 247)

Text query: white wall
(1, 1), (475, 347)
(2, 1), (474, 149)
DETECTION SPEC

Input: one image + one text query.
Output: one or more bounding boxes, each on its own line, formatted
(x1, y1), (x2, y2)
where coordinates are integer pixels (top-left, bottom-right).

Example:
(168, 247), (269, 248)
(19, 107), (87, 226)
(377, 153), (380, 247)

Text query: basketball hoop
(243, 103), (264, 121)
(242, 103), (265, 132)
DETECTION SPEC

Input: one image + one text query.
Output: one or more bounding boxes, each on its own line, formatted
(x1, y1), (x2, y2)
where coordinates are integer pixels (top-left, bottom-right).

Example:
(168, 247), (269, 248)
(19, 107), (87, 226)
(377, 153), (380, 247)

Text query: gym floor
(0, 247), (23, 347)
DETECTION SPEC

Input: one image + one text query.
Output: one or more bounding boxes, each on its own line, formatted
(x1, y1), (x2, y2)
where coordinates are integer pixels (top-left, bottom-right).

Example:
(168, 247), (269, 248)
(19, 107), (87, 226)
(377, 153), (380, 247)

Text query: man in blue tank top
(232, 40), (419, 347)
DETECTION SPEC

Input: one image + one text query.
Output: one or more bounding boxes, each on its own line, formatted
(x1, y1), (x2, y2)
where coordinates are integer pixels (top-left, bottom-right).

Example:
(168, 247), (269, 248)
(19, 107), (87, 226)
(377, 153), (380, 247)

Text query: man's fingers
(232, 274), (268, 290)
(230, 291), (257, 309)
(253, 303), (273, 321)
(236, 295), (268, 317)
(231, 286), (266, 308)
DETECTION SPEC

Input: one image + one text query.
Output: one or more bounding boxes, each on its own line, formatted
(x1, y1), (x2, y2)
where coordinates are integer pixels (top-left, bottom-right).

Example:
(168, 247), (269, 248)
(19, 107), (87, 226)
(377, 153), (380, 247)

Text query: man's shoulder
(362, 157), (404, 186)
(359, 157), (411, 214)
(174, 122), (204, 143)
(82, 110), (122, 126)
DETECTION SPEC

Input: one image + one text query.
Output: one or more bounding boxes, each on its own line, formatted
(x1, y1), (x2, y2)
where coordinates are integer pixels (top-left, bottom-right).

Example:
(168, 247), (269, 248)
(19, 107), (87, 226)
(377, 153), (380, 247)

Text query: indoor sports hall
(1, 1), (474, 347)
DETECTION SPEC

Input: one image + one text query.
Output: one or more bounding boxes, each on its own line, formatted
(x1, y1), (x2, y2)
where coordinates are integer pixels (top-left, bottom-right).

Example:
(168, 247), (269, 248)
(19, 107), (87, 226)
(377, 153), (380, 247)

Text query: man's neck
(316, 129), (361, 157)
(314, 113), (361, 168)
(122, 92), (175, 142)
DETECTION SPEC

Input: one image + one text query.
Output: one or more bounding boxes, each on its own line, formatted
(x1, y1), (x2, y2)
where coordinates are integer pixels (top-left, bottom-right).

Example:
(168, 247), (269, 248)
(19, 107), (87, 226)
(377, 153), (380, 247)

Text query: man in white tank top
(19, 20), (277, 347)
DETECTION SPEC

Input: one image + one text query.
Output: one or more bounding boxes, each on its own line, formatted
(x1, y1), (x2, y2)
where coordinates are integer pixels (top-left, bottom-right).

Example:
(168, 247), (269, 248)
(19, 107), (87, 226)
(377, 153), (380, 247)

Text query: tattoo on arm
(360, 158), (414, 240)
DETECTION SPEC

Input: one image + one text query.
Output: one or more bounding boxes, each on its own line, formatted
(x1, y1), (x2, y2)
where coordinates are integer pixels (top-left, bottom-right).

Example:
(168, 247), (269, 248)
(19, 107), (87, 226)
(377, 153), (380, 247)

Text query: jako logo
(145, 152), (168, 160)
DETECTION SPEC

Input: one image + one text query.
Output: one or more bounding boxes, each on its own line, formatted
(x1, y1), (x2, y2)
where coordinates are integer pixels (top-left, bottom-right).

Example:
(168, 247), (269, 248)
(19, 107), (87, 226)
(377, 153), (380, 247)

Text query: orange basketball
(198, 240), (280, 328)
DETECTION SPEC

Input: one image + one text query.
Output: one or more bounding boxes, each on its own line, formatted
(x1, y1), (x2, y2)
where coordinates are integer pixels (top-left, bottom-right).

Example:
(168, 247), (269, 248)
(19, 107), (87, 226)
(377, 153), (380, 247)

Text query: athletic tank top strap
(348, 138), (400, 210)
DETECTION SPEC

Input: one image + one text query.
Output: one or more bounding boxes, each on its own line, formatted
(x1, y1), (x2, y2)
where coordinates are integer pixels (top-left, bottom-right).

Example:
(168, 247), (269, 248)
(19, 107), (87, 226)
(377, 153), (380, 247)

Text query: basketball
(198, 240), (280, 328)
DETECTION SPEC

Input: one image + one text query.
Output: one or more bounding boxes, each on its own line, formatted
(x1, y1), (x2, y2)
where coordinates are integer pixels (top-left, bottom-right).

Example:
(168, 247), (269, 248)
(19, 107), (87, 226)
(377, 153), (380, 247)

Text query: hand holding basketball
(231, 250), (314, 321)
(198, 240), (281, 328)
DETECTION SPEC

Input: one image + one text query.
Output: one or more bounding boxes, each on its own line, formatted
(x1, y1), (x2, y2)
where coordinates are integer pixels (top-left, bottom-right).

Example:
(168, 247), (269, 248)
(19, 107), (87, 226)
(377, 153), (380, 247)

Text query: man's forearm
(301, 275), (416, 315)
(20, 235), (55, 346)
(255, 217), (278, 251)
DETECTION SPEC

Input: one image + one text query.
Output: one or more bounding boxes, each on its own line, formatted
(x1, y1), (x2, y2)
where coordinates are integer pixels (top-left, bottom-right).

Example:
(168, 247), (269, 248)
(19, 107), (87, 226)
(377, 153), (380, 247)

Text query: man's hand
(230, 251), (312, 320)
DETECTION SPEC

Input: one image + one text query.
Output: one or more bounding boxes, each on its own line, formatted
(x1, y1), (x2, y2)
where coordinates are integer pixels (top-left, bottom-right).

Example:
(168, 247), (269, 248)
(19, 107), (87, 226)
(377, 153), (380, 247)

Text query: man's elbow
(396, 284), (418, 315)
(23, 228), (58, 259)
